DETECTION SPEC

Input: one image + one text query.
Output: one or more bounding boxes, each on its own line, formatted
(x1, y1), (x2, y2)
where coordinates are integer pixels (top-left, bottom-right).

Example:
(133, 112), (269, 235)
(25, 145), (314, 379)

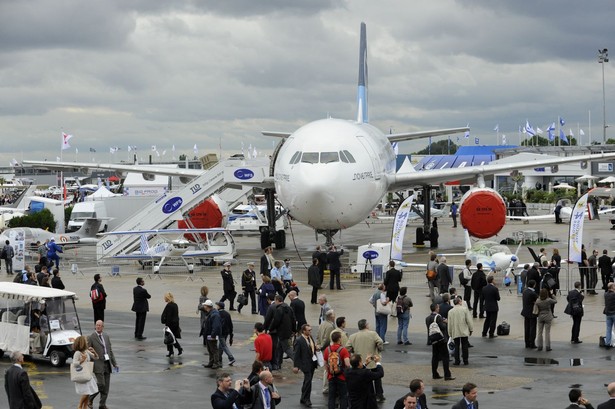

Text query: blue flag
(559, 117), (565, 126)
(560, 129), (569, 144)
(547, 123), (555, 141)
(474, 137), (479, 145)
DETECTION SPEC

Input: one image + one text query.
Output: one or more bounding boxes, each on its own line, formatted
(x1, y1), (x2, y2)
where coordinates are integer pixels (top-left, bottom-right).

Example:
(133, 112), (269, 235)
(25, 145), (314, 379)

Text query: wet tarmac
(2, 215), (615, 408)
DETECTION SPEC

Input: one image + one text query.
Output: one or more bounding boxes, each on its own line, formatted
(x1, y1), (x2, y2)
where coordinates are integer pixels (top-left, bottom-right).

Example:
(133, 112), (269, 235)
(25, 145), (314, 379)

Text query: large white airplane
(23, 23), (615, 247)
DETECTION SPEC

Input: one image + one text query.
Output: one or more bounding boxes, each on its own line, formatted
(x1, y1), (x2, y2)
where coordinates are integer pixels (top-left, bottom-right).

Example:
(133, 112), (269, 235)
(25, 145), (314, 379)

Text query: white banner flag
(390, 194), (416, 260)
(61, 132), (73, 150)
(568, 192), (589, 263)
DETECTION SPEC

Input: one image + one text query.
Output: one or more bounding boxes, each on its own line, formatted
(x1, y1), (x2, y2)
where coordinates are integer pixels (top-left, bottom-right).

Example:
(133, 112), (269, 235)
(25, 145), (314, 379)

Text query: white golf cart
(0, 282), (82, 367)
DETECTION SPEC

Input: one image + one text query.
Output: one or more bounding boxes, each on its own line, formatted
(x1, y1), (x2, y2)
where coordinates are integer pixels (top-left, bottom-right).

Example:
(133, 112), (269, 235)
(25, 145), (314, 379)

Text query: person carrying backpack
(323, 331), (350, 409)
(90, 274), (107, 322)
(396, 287), (413, 345)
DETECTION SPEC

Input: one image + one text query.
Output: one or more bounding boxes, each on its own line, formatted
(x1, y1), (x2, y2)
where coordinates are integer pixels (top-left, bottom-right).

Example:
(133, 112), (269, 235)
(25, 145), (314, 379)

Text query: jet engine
(459, 187), (507, 239)
(178, 194), (228, 241)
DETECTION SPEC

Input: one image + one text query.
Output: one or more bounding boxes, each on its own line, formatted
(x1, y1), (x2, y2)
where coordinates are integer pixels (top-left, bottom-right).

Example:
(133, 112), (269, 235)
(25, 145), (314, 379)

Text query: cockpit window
(339, 150), (349, 163)
(342, 150), (356, 163)
(301, 152), (319, 164)
(289, 151), (302, 164)
(320, 152), (339, 164)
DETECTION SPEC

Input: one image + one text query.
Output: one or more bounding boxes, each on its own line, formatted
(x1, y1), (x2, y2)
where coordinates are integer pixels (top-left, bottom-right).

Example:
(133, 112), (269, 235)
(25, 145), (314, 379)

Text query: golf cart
(0, 282), (82, 367)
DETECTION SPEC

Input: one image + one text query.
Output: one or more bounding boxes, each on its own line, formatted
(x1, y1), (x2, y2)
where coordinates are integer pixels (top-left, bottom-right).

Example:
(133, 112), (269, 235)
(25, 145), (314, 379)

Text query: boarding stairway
(96, 160), (267, 261)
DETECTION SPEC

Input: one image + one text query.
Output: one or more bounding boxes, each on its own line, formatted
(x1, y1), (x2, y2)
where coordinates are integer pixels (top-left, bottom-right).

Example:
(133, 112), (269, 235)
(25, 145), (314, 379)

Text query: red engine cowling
(459, 188), (507, 239)
(178, 194), (228, 241)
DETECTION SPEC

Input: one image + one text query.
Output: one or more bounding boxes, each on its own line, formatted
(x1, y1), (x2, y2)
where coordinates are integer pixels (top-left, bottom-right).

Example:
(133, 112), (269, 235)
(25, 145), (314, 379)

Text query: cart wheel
(49, 350), (67, 367)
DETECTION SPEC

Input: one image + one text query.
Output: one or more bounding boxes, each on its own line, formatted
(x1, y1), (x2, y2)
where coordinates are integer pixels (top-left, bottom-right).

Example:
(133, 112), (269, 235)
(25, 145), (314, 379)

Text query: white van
(0, 282), (82, 367)
(67, 201), (108, 232)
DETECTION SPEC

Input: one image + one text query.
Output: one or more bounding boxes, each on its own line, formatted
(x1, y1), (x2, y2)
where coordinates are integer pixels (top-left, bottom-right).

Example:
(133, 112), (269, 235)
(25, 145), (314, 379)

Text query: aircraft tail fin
(356, 22), (368, 124)
(76, 219), (102, 238)
(139, 234), (150, 254)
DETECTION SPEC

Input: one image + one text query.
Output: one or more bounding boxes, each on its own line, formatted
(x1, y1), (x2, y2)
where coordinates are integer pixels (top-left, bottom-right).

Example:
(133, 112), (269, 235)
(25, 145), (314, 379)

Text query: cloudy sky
(1, 0), (614, 165)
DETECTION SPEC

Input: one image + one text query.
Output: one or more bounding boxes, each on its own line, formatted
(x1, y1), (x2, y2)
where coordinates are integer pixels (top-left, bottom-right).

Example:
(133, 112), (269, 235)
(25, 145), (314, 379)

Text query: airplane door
(356, 135), (381, 180)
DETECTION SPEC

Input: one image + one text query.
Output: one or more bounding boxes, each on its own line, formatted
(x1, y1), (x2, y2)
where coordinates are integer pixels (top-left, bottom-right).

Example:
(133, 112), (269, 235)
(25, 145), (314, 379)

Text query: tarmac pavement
(2, 215), (615, 408)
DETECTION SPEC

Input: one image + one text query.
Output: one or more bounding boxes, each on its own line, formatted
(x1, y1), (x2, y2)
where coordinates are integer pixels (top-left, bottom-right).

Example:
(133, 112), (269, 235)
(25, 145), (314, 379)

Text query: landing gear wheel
(260, 230), (271, 249)
(274, 230), (286, 249)
(49, 350), (67, 367)
(0, 349), (4, 359)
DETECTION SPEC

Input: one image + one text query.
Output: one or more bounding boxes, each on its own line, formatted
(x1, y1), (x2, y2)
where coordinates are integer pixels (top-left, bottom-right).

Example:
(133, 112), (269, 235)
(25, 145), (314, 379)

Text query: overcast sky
(1, 0), (614, 165)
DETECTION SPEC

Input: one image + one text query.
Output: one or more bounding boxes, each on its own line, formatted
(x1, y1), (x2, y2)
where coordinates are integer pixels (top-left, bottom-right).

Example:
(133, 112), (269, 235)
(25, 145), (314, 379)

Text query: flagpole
(589, 110), (592, 145)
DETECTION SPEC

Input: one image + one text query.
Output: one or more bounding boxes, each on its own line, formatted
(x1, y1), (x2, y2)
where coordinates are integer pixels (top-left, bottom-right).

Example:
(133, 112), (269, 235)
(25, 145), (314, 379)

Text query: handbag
(376, 300), (392, 315)
(237, 293), (248, 306)
(315, 350), (325, 367)
(426, 270), (437, 281)
(164, 327), (176, 345)
(70, 361), (94, 383)
(532, 303), (539, 315)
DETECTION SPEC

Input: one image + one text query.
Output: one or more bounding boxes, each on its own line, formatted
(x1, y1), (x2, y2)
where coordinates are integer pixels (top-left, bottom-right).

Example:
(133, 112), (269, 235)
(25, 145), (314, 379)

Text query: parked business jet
(0, 219), (102, 247)
(24, 23), (615, 246)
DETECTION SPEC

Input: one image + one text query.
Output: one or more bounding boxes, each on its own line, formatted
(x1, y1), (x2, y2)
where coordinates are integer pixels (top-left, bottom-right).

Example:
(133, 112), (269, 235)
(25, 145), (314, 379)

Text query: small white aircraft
(462, 229), (521, 274)
(23, 23), (615, 246)
(99, 228), (236, 273)
(508, 198), (615, 223)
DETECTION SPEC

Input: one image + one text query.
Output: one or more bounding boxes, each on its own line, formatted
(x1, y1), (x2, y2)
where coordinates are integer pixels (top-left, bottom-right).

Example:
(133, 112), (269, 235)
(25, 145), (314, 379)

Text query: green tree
(8, 208), (56, 231)
(414, 140), (458, 155)
(179, 154), (187, 161)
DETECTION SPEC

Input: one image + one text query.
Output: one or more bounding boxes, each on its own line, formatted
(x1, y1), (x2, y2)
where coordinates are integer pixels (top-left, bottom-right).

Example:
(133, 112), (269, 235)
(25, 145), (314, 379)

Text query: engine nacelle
(178, 194), (228, 241)
(459, 188), (507, 239)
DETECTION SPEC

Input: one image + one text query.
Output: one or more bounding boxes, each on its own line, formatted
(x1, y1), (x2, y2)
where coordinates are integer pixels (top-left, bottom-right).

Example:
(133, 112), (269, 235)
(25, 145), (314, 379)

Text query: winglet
(357, 22), (368, 124)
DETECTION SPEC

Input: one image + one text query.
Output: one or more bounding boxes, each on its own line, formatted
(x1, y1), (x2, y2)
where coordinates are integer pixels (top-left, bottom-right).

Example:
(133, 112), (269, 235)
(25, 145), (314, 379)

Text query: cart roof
(0, 282), (76, 302)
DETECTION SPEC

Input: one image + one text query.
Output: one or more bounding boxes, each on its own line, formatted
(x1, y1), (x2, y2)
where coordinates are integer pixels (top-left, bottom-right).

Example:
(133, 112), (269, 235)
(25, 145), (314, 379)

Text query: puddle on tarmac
(524, 357), (559, 366)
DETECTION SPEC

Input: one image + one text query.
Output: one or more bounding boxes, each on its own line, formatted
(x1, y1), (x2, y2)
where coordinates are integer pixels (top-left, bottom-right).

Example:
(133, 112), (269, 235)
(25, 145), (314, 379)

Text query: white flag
(61, 132), (73, 150)
(151, 145), (157, 152)
(128, 145), (132, 152)
(580, 129), (585, 136)
(75, 148), (78, 154)
(502, 134), (507, 144)
(56, 156), (61, 162)
(172, 144), (175, 152)
(253, 146), (257, 158)
(193, 144), (198, 154)
(162, 150), (166, 156)
(569, 129), (574, 137)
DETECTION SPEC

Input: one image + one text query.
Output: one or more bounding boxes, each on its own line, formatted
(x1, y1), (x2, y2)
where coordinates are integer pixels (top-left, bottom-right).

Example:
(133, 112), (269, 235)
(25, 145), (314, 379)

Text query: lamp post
(598, 48), (609, 144)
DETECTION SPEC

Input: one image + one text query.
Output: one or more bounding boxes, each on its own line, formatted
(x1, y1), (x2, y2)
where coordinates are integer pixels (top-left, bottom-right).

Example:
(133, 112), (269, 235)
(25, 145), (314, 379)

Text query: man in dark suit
(345, 353), (384, 409)
(289, 290), (307, 329)
(470, 264), (487, 318)
(88, 320), (118, 409)
(567, 388), (594, 409)
(394, 378), (428, 409)
(312, 245), (328, 286)
(521, 279), (538, 348)
(246, 370), (281, 409)
(451, 382), (479, 409)
(526, 263), (541, 291)
(436, 257), (451, 294)
(260, 246), (273, 277)
(4, 351), (42, 409)
(566, 281), (585, 344)
(384, 260), (403, 302)
(599, 249), (614, 291)
(211, 372), (251, 409)
(293, 324), (317, 407)
(131, 277), (151, 340)
(597, 382), (615, 409)
(326, 245), (344, 290)
(481, 276), (500, 338)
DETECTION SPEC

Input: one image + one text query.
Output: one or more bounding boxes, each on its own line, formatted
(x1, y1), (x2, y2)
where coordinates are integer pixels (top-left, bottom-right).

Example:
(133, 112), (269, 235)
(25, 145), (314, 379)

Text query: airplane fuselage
(273, 118), (396, 230)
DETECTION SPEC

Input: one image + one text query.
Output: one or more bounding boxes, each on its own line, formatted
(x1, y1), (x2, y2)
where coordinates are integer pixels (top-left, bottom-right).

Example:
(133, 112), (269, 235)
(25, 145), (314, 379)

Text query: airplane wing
(262, 131), (292, 138)
(507, 214), (555, 221)
(22, 160), (203, 178)
(262, 127), (469, 141)
(387, 127), (470, 143)
(112, 254), (156, 260)
(181, 250), (228, 257)
(388, 152), (615, 190)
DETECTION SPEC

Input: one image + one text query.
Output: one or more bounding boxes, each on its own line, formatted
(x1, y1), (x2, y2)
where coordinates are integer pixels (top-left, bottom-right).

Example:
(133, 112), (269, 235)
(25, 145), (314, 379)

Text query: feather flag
(61, 132), (73, 150)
